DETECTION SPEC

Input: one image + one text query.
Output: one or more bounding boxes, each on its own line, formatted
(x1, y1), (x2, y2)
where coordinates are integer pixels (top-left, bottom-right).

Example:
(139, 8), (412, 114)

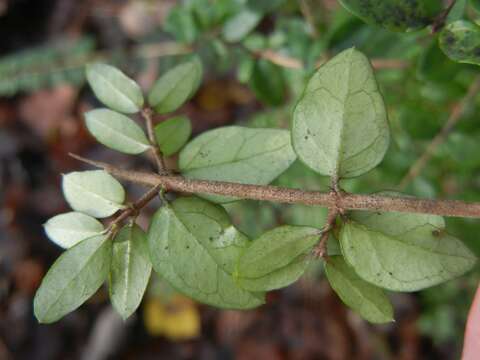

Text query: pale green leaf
(292, 48), (389, 178)
(325, 256), (394, 324)
(86, 63), (143, 113)
(154, 115), (192, 156)
(179, 126), (296, 203)
(44, 212), (104, 249)
(439, 20), (480, 66)
(62, 170), (125, 218)
(236, 225), (320, 291)
(109, 224), (152, 320)
(85, 108), (150, 154)
(339, 216), (477, 291)
(148, 57), (203, 114)
(34, 235), (111, 323)
(222, 9), (262, 43)
(148, 196), (264, 309)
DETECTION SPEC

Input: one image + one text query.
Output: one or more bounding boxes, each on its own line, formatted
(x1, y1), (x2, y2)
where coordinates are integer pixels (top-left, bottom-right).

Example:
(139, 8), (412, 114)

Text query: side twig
(107, 184), (162, 234)
(141, 107), (167, 174)
(399, 77), (480, 189)
(70, 154), (480, 219)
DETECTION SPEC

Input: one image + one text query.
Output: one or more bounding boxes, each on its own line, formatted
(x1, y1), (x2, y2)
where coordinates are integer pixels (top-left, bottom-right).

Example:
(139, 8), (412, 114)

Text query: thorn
(68, 153), (109, 169)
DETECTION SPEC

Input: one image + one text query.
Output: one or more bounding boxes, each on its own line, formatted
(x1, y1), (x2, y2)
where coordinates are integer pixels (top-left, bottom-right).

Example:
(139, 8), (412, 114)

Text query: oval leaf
(325, 256), (394, 324)
(44, 212), (104, 249)
(148, 197), (264, 309)
(248, 59), (286, 106)
(62, 170), (125, 218)
(337, 0), (443, 31)
(148, 57), (203, 114)
(34, 235), (111, 323)
(339, 217), (477, 291)
(439, 20), (480, 65)
(86, 63), (143, 113)
(236, 225), (320, 291)
(110, 224), (152, 320)
(85, 108), (150, 154)
(154, 115), (192, 156)
(222, 9), (262, 43)
(179, 126), (296, 203)
(292, 48), (389, 179)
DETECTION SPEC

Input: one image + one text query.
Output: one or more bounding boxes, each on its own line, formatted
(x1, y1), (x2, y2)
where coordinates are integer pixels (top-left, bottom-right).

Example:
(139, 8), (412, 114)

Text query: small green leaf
(154, 116), (192, 156)
(236, 225), (320, 291)
(325, 256), (394, 324)
(109, 224), (152, 320)
(248, 59), (286, 106)
(148, 196), (264, 309)
(85, 108), (150, 154)
(44, 212), (104, 249)
(179, 126), (296, 203)
(86, 63), (143, 114)
(439, 20), (480, 65)
(339, 213), (477, 291)
(292, 48), (389, 179)
(337, 0), (443, 31)
(34, 235), (111, 323)
(148, 57), (203, 114)
(222, 9), (262, 43)
(62, 170), (125, 218)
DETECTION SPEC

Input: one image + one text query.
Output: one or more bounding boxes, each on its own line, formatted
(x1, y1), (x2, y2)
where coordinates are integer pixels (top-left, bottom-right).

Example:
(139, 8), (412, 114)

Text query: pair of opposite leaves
(83, 58), (200, 156)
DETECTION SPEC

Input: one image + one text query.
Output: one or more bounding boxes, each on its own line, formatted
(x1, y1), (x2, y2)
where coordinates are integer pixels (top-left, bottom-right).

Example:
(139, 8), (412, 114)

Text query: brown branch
(107, 184), (163, 233)
(70, 153), (480, 219)
(399, 77), (480, 189)
(313, 207), (339, 258)
(141, 107), (167, 174)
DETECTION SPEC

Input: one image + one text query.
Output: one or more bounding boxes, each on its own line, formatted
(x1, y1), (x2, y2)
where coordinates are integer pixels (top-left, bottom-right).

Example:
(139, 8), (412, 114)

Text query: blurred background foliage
(1, 0), (480, 359)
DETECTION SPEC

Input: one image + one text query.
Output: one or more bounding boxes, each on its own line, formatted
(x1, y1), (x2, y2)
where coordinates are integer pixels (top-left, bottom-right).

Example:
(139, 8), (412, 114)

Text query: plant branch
(70, 153), (480, 219)
(399, 77), (480, 189)
(107, 184), (162, 234)
(141, 107), (167, 174)
(432, 0), (457, 33)
(313, 207), (339, 258)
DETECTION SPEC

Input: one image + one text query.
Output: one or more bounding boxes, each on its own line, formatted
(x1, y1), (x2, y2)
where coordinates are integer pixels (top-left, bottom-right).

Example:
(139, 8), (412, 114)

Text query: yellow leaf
(143, 295), (201, 340)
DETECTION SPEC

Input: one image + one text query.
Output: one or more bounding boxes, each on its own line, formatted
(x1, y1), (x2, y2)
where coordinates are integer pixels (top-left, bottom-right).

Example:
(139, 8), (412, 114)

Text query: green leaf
(148, 57), (203, 114)
(179, 126), (296, 203)
(86, 63), (143, 114)
(85, 108), (150, 154)
(148, 196), (264, 309)
(222, 9), (262, 43)
(248, 59), (286, 106)
(109, 224), (152, 320)
(34, 235), (111, 323)
(235, 225), (320, 291)
(62, 170), (125, 218)
(44, 212), (104, 249)
(339, 212), (477, 291)
(325, 256), (394, 324)
(164, 6), (198, 44)
(337, 0), (443, 31)
(447, 0), (467, 23)
(154, 116), (192, 156)
(292, 48), (389, 179)
(439, 20), (480, 65)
